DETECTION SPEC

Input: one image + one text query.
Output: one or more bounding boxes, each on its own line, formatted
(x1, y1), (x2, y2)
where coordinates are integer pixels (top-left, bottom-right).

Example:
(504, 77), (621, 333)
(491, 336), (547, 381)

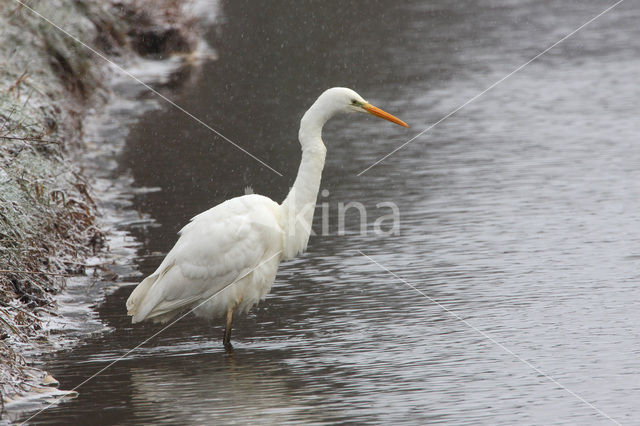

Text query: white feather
(127, 195), (283, 323)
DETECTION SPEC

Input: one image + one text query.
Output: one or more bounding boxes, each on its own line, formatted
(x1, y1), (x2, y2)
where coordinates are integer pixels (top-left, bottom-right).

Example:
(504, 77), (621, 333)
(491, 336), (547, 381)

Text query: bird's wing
(129, 195), (282, 322)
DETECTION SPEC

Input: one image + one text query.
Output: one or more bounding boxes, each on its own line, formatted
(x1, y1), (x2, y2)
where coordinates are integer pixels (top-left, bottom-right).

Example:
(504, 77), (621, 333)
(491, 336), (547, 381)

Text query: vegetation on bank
(0, 0), (197, 408)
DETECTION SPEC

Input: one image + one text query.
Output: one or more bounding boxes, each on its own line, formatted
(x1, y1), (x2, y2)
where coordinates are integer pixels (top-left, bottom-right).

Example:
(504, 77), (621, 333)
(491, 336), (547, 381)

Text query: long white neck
(280, 101), (334, 259)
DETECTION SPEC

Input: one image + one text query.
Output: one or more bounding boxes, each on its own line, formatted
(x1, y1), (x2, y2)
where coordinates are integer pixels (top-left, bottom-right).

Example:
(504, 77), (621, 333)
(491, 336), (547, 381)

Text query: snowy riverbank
(0, 0), (212, 416)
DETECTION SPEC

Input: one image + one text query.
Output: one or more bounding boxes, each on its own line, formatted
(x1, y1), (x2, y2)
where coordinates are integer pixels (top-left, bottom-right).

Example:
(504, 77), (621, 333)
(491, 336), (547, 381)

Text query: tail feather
(126, 274), (159, 323)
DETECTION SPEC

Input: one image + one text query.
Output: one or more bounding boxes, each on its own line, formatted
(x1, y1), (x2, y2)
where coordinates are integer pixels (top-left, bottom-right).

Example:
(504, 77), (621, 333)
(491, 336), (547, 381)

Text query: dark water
(27, 0), (640, 424)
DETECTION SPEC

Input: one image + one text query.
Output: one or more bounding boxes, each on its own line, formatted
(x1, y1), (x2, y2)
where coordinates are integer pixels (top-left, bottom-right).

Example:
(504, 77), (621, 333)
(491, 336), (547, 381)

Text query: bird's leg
(223, 307), (234, 349)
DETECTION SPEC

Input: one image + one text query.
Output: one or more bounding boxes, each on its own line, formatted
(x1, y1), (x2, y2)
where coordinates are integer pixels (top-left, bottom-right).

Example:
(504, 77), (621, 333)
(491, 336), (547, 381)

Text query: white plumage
(126, 87), (408, 347)
(127, 195), (282, 323)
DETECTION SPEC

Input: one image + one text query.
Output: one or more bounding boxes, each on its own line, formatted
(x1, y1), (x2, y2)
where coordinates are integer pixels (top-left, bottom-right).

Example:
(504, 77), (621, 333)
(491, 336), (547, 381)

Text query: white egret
(126, 87), (408, 348)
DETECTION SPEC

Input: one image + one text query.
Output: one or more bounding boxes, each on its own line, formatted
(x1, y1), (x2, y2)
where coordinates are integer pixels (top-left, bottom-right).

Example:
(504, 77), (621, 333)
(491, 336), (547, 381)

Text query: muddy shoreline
(0, 0), (210, 416)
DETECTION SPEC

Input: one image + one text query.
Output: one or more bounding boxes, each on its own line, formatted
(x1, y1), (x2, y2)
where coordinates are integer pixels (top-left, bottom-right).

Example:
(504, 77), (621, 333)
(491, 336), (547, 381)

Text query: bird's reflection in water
(128, 350), (323, 424)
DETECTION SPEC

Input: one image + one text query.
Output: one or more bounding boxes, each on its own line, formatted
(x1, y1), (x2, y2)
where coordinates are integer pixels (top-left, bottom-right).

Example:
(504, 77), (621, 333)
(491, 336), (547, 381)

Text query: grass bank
(0, 0), (201, 410)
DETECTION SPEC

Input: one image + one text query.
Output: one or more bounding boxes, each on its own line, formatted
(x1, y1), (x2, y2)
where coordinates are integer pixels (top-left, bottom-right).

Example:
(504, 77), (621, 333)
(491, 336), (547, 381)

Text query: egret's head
(317, 87), (409, 128)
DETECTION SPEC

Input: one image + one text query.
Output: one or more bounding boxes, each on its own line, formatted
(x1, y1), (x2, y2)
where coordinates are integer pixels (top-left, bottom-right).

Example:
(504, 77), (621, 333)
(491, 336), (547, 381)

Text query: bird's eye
(351, 100), (358, 105)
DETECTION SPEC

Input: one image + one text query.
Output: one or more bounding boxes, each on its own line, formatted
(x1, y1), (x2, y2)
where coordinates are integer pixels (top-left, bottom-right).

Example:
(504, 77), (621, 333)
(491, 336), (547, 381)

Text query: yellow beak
(362, 103), (409, 128)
